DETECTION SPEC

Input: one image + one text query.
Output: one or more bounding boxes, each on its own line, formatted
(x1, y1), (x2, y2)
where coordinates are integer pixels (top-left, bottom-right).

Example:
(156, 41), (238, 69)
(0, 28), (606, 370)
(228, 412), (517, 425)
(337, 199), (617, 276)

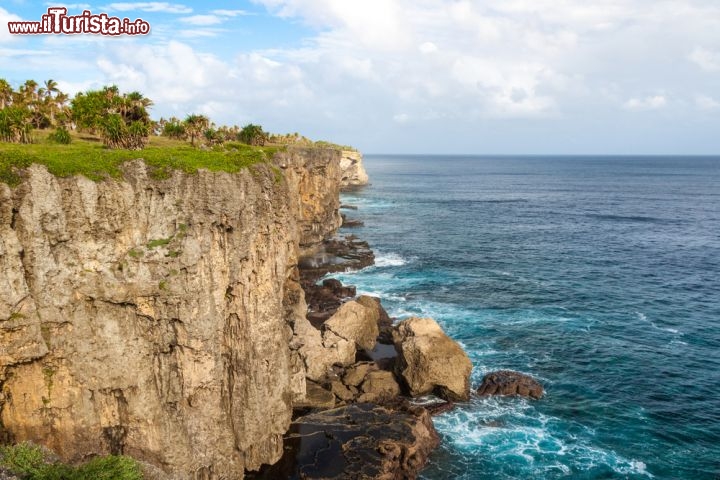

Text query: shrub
(48, 127), (71, 144)
(238, 124), (267, 146)
(0, 442), (143, 480)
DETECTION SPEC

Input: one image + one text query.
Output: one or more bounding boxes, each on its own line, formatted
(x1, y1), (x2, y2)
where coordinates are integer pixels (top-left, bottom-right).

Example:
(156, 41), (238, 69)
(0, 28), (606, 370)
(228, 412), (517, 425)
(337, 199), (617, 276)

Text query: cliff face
(0, 149), (343, 479)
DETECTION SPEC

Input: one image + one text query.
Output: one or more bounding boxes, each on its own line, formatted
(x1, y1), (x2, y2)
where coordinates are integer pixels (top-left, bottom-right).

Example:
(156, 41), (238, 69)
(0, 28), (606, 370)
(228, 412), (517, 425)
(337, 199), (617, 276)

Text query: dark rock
(340, 204), (358, 210)
(341, 216), (364, 228)
(246, 403), (439, 480)
(476, 370), (544, 399)
(303, 278), (357, 326)
(323, 278), (356, 298)
(425, 401), (455, 416)
(299, 236), (375, 286)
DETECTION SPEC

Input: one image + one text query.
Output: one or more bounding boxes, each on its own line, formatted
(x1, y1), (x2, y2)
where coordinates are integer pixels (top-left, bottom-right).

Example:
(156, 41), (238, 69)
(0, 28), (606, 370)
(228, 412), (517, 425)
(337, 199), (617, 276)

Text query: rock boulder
(393, 317), (472, 401)
(476, 370), (544, 399)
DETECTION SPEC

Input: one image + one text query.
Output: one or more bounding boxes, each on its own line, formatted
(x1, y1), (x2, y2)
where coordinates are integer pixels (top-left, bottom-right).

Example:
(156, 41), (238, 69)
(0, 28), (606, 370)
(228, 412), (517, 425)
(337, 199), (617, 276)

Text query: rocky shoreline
(0, 149), (544, 479)
(250, 200), (470, 478)
(253, 200), (548, 479)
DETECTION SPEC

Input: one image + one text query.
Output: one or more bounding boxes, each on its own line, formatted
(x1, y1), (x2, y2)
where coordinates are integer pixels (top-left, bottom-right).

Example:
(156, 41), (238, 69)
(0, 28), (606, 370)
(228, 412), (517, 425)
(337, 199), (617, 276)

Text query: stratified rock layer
(0, 147), (344, 479)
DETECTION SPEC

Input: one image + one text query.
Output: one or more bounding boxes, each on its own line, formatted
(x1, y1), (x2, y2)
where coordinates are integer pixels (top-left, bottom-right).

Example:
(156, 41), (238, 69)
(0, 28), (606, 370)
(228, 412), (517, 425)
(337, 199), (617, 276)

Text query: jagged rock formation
(339, 150), (369, 189)
(477, 370), (544, 399)
(393, 317), (473, 401)
(0, 147), (344, 479)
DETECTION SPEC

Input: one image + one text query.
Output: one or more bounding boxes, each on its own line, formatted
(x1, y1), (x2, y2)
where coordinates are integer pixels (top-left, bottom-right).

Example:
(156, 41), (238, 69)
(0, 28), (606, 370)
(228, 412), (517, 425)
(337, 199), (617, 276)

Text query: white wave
(374, 252), (408, 267)
(637, 311), (683, 336)
(432, 397), (653, 478)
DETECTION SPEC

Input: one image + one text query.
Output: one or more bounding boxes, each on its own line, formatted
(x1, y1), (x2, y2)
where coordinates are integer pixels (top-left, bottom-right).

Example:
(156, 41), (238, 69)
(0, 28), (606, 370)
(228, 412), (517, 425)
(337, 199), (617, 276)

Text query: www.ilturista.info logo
(7, 7), (150, 35)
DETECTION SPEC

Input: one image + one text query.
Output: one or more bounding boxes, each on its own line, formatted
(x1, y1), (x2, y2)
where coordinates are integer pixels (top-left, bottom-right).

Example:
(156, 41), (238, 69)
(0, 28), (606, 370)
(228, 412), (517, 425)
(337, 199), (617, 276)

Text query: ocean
(334, 155), (720, 479)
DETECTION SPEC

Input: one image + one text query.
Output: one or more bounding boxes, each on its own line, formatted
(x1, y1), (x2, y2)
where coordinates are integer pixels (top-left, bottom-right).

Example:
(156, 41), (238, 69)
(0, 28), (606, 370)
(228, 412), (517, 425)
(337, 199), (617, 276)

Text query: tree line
(0, 78), (269, 150)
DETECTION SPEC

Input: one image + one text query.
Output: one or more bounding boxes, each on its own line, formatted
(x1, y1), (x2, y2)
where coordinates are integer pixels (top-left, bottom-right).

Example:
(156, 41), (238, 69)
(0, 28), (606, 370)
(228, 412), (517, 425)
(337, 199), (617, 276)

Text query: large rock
(358, 370), (401, 404)
(246, 403), (439, 479)
(393, 317), (472, 401)
(476, 370), (544, 399)
(356, 295), (394, 343)
(296, 300), (380, 383)
(339, 150), (369, 189)
(324, 300), (380, 352)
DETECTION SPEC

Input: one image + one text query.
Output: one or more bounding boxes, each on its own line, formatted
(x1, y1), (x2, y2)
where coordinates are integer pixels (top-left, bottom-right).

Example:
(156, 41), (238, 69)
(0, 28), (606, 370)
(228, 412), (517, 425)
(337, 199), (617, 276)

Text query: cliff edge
(0, 148), (343, 479)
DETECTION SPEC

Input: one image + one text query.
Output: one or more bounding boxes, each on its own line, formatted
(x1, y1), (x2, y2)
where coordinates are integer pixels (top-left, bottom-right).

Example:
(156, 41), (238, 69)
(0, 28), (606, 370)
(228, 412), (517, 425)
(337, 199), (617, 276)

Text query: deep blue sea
(335, 155), (720, 479)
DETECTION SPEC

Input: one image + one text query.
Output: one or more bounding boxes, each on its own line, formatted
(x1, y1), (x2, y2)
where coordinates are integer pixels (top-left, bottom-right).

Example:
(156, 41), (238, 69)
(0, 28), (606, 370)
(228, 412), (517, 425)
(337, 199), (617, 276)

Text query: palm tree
(184, 114), (209, 146)
(0, 79), (13, 110)
(21, 79), (38, 102)
(43, 79), (59, 99)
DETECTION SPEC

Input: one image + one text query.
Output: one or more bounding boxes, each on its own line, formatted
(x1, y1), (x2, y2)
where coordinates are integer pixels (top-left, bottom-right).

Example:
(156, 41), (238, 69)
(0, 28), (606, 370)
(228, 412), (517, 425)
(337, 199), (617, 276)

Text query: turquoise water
(335, 156), (720, 479)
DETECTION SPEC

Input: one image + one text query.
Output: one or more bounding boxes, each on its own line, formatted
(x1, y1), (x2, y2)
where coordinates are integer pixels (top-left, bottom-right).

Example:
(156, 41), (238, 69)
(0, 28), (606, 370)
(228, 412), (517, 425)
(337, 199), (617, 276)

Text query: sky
(1, 0), (719, 154)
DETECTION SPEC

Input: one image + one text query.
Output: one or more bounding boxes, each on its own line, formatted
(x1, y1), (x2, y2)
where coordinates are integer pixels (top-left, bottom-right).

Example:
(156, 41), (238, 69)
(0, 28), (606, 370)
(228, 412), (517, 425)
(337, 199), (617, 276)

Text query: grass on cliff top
(0, 130), (283, 186)
(0, 442), (143, 480)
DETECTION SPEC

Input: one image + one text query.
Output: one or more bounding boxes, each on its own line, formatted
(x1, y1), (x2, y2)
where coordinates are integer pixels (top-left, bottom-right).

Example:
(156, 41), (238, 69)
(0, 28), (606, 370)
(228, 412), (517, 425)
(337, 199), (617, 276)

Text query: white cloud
(6, 0), (719, 152)
(624, 95), (667, 111)
(211, 9), (252, 17)
(695, 95), (720, 110)
(44, 3), (92, 10)
(178, 28), (225, 38)
(0, 48), (52, 56)
(0, 7), (23, 43)
(180, 15), (222, 26)
(419, 42), (437, 54)
(102, 2), (192, 14)
(689, 47), (720, 72)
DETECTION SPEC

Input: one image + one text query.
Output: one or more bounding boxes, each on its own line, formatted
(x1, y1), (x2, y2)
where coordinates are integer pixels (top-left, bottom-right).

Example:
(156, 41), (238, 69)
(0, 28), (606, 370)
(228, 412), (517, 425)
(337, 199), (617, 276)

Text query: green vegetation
(0, 133), (277, 186)
(0, 442), (143, 480)
(238, 124), (268, 146)
(0, 76), (355, 186)
(146, 237), (172, 249)
(48, 126), (71, 145)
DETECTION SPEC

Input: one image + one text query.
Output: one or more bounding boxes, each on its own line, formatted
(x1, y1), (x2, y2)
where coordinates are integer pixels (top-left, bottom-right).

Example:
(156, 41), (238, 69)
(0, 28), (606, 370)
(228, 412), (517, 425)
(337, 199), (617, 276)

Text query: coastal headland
(0, 145), (539, 479)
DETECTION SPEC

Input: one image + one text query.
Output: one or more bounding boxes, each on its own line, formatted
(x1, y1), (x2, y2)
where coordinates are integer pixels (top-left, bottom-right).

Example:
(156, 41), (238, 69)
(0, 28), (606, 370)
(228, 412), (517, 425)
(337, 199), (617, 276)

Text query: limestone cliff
(339, 150), (369, 189)
(0, 148), (344, 479)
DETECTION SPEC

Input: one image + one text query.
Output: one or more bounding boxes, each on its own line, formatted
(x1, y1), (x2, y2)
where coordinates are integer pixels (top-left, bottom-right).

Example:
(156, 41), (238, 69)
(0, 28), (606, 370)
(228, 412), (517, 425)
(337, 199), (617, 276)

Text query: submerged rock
(246, 403), (439, 480)
(393, 317), (472, 401)
(476, 370), (544, 399)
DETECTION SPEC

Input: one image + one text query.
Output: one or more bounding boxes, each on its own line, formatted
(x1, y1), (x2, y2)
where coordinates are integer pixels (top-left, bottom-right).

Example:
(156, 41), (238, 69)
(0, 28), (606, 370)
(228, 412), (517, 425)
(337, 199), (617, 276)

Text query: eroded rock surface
(477, 370), (544, 399)
(0, 147), (346, 479)
(246, 403), (439, 480)
(339, 150), (369, 189)
(393, 317), (472, 401)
